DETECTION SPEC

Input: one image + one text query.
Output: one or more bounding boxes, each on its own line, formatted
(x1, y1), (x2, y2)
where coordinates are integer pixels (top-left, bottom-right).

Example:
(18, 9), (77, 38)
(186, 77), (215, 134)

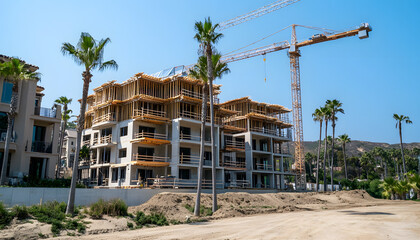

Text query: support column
(171, 119), (180, 177)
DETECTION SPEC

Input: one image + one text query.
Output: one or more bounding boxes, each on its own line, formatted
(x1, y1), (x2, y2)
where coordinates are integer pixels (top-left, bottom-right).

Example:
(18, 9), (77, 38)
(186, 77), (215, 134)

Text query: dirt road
(68, 202), (420, 240)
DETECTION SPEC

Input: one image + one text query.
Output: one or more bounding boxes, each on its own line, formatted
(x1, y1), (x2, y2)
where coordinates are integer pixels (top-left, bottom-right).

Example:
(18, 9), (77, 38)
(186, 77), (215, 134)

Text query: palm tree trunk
(194, 84), (208, 216)
(0, 87), (18, 185)
(330, 120), (335, 191)
(56, 120), (65, 178)
(343, 143), (348, 180)
(323, 119), (328, 191)
(315, 121), (322, 192)
(206, 46), (217, 212)
(66, 70), (91, 214)
(399, 122), (407, 180)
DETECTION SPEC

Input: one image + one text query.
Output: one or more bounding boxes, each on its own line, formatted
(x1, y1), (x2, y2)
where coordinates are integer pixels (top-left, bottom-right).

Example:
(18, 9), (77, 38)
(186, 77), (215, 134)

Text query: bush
(88, 199), (128, 219)
(0, 202), (12, 229)
(134, 211), (168, 227)
(11, 205), (29, 220)
(367, 179), (384, 198)
(183, 204), (212, 216)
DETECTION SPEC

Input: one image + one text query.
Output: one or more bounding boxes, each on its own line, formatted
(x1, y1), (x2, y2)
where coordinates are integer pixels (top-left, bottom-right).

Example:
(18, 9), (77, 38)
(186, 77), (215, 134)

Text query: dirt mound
(130, 190), (380, 222)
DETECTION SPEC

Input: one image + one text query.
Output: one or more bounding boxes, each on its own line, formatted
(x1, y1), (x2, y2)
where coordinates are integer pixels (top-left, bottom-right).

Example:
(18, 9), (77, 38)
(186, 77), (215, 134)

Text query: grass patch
(0, 202), (13, 229)
(88, 199), (128, 219)
(134, 211), (168, 227)
(183, 204), (213, 216)
(11, 205), (30, 220)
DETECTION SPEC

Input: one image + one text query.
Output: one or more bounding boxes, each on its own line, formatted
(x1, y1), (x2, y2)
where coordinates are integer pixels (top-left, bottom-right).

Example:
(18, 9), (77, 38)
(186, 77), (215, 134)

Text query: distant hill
(302, 140), (420, 157)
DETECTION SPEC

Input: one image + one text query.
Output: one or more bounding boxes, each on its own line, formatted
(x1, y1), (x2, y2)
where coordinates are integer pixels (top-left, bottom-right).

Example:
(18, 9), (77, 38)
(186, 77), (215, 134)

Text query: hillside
(302, 140), (420, 157)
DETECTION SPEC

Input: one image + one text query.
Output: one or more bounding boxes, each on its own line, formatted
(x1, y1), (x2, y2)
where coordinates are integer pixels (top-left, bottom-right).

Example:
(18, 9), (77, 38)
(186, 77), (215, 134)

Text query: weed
(134, 211), (169, 227)
(11, 205), (29, 220)
(184, 204), (194, 213)
(170, 219), (181, 225)
(183, 204), (212, 216)
(127, 221), (134, 229)
(0, 202), (12, 229)
(88, 199), (128, 219)
(38, 233), (48, 239)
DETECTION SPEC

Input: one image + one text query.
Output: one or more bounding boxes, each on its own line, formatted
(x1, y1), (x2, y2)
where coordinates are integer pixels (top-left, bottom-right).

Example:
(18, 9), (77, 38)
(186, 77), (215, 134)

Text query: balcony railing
(225, 180), (250, 188)
(82, 140), (90, 146)
(178, 111), (221, 125)
(250, 127), (286, 137)
(31, 141), (53, 153)
(180, 132), (201, 142)
(99, 134), (112, 144)
(180, 89), (220, 104)
(144, 177), (223, 189)
(133, 108), (166, 118)
(222, 160), (246, 169)
(93, 113), (115, 124)
(254, 163), (273, 171)
(34, 107), (56, 118)
(133, 154), (169, 162)
(179, 154), (200, 165)
(92, 138), (98, 145)
(225, 140), (245, 150)
(0, 129), (15, 142)
(134, 131), (167, 140)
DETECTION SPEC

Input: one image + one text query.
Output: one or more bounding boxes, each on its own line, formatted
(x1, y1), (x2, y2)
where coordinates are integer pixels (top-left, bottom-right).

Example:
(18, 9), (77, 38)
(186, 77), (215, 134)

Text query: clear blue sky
(1, 0), (419, 144)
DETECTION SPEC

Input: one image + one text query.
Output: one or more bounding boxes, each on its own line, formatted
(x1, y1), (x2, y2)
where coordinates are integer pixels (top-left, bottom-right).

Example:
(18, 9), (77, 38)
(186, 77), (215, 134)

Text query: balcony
(133, 108), (169, 124)
(0, 129), (15, 143)
(179, 132), (211, 144)
(180, 89), (220, 104)
(225, 180), (250, 188)
(130, 132), (170, 145)
(131, 154), (170, 167)
(224, 139), (245, 151)
(250, 127), (287, 138)
(221, 160), (246, 170)
(178, 111), (221, 125)
(31, 141), (53, 153)
(179, 154), (200, 165)
(92, 113), (116, 129)
(82, 140), (90, 146)
(254, 162), (273, 171)
(99, 134), (112, 144)
(34, 107), (57, 118)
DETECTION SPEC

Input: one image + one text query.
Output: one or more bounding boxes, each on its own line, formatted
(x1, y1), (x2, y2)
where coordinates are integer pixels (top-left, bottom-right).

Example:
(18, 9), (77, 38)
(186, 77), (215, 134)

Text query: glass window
(119, 148), (127, 158)
(1, 81), (13, 104)
(112, 168), (118, 182)
(120, 127), (128, 136)
(120, 167), (126, 180)
(179, 169), (190, 179)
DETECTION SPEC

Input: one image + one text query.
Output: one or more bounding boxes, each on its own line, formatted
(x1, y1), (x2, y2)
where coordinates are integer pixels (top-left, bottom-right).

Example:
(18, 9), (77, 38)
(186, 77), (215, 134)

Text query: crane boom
(220, 23), (372, 190)
(218, 0), (301, 31)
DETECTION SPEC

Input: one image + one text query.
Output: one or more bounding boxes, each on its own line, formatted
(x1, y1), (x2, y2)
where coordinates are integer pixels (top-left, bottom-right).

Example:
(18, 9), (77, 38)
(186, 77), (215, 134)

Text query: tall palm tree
(194, 17), (223, 212)
(338, 134), (351, 180)
(321, 107), (332, 191)
(189, 53), (229, 216)
(55, 96), (73, 178)
(393, 114), (412, 181)
(312, 107), (324, 192)
(0, 58), (41, 184)
(326, 99), (344, 191)
(61, 32), (117, 214)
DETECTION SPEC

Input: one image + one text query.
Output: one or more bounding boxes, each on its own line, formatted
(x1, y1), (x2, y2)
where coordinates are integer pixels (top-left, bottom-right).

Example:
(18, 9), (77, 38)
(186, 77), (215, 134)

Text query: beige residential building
(0, 55), (62, 183)
(60, 129), (77, 168)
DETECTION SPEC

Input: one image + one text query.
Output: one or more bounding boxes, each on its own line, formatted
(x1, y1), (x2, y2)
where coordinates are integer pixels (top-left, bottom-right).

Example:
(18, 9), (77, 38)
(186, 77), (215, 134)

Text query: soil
(1, 190), (413, 240)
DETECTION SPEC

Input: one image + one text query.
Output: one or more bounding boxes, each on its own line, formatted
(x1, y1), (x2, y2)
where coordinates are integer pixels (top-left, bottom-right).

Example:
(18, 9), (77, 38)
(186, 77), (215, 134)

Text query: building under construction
(78, 67), (294, 189)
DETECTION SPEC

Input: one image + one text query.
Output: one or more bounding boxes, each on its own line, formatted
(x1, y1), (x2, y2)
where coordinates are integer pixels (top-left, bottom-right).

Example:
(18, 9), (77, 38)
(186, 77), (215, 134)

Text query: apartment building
(80, 67), (293, 189)
(0, 55), (62, 183)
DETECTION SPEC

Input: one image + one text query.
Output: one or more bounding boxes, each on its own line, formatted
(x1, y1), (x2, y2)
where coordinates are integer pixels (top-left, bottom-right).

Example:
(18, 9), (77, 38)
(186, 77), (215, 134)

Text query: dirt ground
(2, 190), (419, 240)
(66, 202), (420, 240)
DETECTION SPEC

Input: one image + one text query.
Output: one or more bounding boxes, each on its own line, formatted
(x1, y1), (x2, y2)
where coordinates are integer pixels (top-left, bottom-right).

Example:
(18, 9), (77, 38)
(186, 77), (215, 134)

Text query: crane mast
(220, 23), (372, 190)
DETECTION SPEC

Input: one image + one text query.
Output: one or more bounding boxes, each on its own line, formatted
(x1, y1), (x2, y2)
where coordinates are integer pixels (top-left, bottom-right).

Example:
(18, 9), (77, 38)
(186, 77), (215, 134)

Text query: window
(252, 139), (256, 150)
(138, 147), (154, 156)
(71, 141), (73, 146)
(119, 148), (127, 158)
(180, 126), (191, 139)
(120, 127), (128, 136)
(179, 169), (190, 179)
(1, 81), (13, 103)
(204, 151), (212, 161)
(112, 168), (118, 182)
(120, 167), (126, 180)
(139, 126), (155, 134)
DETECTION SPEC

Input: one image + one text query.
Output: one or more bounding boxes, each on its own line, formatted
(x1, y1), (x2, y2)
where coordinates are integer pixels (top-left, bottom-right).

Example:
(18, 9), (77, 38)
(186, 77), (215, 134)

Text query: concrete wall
(0, 187), (279, 207)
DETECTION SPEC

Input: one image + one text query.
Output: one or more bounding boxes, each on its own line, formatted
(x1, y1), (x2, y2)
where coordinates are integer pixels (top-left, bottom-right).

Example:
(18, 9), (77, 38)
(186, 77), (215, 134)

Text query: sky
(0, 0), (419, 144)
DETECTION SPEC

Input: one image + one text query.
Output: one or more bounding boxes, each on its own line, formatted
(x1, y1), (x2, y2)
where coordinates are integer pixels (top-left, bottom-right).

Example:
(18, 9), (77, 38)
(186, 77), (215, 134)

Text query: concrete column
(244, 132), (253, 187)
(170, 119), (180, 177)
(271, 173), (275, 189)
(257, 173), (262, 188)
(41, 158), (47, 179)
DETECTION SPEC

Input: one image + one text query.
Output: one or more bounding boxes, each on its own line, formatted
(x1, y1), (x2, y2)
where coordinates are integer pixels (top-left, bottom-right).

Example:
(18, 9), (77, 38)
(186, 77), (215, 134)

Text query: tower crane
(220, 23), (372, 189)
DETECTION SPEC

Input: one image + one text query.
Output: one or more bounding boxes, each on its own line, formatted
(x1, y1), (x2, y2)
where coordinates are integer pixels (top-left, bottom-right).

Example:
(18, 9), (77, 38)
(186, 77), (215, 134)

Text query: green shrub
(0, 202), (12, 229)
(11, 205), (29, 220)
(134, 211), (168, 227)
(127, 221), (134, 229)
(183, 204), (212, 216)
(29, 201), (66, 224)
(184, 204), (194, 213)
(88, 199), (128, 219)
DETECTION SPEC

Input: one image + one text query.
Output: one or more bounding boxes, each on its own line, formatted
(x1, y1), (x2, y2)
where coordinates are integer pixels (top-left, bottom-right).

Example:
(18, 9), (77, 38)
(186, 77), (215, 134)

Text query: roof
(65, 129), (77, 138)
(221, 96), (291, 112)
(0, 54), (39, 70)
(151, 65), (189, 78)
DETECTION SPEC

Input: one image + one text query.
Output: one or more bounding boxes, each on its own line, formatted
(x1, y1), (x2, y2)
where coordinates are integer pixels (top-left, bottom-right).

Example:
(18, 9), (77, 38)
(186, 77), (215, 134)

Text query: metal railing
(34, 107), (57, 118)
(145, 177), (223, 189)
(225, 180), (250, 188)
(254, 162), (273, 171)
(225, 139), (245, 150)
(132, 154), (169, 162)
(134, 131), (168, 140)
(133, 108), (166, 118)
(31, 141), (53, 153)
(93, 113), (115, 124)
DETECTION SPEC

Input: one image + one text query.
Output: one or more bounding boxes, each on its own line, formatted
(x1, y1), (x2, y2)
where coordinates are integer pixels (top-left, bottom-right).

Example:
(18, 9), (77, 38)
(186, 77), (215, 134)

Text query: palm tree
(189, 53), (229, 216)
(326, 99), (344, 191)
(396, 180), (410, 200)
(312, 107), (324, 192)
(408, 173), (420, 200)
(380, 177), (397, 200)
(194, 17), (223, 212)
(61, 32), (117, 214)
(321, 107), (332, 191)
(55, 96), (73, 178)
(0, 58), (41, 184)
(393, 114), (412, 181)
(338, 134), (351, 180)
